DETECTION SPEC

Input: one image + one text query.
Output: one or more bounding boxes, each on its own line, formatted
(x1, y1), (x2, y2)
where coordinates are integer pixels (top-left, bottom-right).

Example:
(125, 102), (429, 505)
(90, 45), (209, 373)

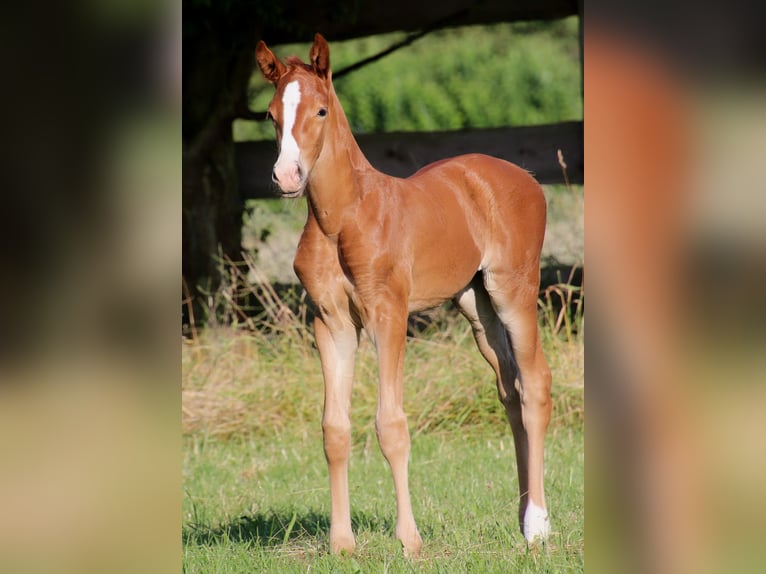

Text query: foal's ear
(309, 33), (331, 79)
(255, 40), (286, 84)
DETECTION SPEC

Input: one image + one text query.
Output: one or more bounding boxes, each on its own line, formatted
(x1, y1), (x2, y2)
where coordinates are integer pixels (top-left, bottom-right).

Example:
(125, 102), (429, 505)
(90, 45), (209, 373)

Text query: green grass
(183, 427), (583, 572)
(188, 15), (583, 570)
(183, 290), (583, 571)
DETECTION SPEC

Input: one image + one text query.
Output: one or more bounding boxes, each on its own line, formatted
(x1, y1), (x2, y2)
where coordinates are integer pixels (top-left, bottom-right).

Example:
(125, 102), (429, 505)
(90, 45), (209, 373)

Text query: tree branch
(236, 5), (471, 121)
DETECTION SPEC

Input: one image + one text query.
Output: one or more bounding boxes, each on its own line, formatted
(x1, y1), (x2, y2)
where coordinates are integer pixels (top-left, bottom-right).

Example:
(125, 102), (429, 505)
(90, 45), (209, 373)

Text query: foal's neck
(306, 83), (375, 237)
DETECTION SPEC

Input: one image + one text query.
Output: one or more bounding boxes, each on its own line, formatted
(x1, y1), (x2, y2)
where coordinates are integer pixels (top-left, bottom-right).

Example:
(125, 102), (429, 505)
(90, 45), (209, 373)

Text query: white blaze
(277, 80), (301, 168)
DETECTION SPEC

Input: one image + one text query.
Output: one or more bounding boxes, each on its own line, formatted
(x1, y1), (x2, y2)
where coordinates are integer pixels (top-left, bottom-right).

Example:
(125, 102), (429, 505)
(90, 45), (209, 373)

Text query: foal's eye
(317, 108), (328, 117)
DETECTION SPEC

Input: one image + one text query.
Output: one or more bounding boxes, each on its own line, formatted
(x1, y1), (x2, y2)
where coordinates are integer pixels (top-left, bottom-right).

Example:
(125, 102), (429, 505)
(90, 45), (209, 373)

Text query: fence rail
(236, 120), (583, 201)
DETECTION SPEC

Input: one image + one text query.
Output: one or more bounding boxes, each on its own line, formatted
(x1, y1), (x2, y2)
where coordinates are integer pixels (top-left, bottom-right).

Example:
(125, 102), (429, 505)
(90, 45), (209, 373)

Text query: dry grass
(182, 261), (584, 573)
(182, 258), (583, 441)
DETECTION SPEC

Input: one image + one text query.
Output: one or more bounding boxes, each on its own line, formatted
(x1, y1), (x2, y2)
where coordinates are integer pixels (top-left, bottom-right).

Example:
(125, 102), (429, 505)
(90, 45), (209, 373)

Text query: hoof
(398, 528), (423, 558)
(523, 502), (550, 542)
(330, 533), (356, 556)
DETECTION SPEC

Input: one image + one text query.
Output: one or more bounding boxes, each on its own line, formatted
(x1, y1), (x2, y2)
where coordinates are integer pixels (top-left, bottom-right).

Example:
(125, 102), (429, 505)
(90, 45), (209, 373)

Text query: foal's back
(408, 153), (547, 228)
(352, 153), (547, 311)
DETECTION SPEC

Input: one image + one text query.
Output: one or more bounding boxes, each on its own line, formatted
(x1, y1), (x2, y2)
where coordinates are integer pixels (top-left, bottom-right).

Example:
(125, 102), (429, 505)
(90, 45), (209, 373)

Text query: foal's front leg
(314, 316), (359, 555)
(371, 305), (423, 557)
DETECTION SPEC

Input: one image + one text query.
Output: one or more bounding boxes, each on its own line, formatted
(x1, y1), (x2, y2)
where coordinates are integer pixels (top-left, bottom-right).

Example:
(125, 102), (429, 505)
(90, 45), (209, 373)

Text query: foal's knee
(375, 410), (410, 459)
(323, 419), (351, 463)
(520, 364), (552, 425)
(529, 362), (552, 398)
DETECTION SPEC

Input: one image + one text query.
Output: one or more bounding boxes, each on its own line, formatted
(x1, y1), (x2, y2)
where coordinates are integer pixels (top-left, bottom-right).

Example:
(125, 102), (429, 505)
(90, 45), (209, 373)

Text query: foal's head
(255, 34), (333, 197)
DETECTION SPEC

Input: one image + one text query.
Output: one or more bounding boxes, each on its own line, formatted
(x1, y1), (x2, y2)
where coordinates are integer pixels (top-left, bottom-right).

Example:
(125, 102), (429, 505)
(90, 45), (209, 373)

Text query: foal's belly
(407, 248), (482, 312)
(406, 205), (483, 312)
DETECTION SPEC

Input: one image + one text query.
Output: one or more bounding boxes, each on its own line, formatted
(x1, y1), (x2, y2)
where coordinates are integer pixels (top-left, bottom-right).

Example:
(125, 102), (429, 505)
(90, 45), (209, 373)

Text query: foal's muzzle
(271, 161), (305, 197)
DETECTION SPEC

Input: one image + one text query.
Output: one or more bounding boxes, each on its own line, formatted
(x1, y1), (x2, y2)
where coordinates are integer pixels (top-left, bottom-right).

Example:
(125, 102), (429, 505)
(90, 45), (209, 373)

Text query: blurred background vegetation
(183, 15), (585, 570)
(235, 18), (582, 141)
(183, 2), (583, 323)
(229, 19), (583, 290)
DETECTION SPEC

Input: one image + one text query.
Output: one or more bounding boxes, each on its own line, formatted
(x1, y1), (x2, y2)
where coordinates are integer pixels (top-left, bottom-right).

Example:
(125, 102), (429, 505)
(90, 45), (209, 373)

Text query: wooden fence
(236, 120), (582, 201)
(236, 0), (583, 202)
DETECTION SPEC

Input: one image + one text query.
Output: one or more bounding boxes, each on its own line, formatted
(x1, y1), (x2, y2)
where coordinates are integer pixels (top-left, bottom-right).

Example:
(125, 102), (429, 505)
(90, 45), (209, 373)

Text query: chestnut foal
(255, 34), (552, 557)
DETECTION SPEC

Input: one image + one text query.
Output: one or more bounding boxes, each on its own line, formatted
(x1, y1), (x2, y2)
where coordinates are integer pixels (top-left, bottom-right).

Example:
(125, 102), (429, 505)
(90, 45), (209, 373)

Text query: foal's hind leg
(454, 276), (530, 532)
(483, 268), (552, 542)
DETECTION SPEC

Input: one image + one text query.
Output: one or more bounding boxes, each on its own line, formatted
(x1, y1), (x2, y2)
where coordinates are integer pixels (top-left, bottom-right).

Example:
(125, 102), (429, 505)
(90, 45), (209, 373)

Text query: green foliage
(234, 18), (581, 141)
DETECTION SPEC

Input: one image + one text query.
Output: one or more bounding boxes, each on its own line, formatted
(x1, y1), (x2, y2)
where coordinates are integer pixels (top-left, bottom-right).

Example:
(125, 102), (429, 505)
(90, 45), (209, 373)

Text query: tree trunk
(182, 126), (240, 298)
(182, 11), (257, 324)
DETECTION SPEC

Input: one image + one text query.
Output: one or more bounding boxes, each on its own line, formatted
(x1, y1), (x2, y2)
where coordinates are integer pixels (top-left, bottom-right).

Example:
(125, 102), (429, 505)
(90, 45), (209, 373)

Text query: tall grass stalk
(182, 259), (583, 441)
(182, 259), (583, 571)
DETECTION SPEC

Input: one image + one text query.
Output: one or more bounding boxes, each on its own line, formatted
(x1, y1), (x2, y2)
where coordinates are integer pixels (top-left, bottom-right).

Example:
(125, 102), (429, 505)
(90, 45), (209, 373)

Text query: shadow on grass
(183, 510), (398, 547)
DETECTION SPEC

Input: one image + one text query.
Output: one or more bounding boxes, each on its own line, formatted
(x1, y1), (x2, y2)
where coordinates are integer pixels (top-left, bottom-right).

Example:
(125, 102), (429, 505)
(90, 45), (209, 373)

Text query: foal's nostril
(296, 165), (303, 180)
(272, 169), (279, 183)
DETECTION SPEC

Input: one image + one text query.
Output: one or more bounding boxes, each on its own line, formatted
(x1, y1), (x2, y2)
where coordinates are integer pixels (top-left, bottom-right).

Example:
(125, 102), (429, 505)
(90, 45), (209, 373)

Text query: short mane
(285, 55), (312, 72)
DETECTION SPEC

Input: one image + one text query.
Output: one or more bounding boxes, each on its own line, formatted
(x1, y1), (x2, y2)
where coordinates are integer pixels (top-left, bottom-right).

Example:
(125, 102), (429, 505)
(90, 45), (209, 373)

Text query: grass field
(182, 285), (583, 571)
(186, 107), (583, 566)
(183, 428), (583, 573)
